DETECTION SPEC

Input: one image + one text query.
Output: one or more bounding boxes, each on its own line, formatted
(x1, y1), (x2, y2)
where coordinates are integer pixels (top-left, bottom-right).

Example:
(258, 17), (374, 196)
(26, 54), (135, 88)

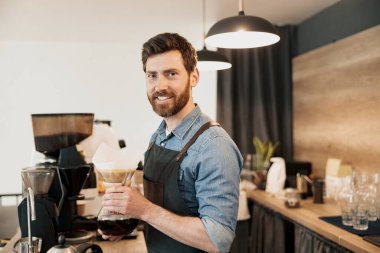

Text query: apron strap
(147, 133), (159, 150)
(176, 121), (220, 161)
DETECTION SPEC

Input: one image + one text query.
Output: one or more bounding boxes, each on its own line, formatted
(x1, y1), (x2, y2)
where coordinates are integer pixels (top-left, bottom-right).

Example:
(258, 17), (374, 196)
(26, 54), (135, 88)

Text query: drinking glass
(352, 205), (369, 230)
(337, 176), (354, 226)
(373, 173), (380, 220)
(367, 184), (377, 221)
(352, 184), (370, 230)
(353, 171), (370, 187)
(353, 171), (378, 222)
(240, 154), (254, 182)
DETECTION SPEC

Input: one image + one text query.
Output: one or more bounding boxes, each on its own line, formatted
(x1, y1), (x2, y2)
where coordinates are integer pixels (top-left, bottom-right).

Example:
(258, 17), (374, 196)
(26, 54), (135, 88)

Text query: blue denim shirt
(148, 105), (243, 252)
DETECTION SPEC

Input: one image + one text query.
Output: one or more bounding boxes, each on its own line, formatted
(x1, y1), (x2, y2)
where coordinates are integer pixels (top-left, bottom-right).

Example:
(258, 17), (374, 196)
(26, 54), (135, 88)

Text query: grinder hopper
(31, 113), (94, 159)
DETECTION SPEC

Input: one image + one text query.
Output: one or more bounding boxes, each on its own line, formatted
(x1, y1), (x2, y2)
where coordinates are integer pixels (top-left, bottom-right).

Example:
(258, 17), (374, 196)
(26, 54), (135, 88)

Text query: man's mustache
(151, 90), (175, 98)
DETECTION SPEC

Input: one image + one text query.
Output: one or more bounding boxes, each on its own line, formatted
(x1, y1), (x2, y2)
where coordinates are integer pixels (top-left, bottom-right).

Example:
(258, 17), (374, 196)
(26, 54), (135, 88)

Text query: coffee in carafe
(98, 215), (139, 236)
(96, 168), (138, 236)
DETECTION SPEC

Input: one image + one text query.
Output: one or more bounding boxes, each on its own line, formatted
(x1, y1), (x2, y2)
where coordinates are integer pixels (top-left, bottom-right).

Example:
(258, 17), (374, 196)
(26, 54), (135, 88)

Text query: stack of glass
(338, 171), (379, 230)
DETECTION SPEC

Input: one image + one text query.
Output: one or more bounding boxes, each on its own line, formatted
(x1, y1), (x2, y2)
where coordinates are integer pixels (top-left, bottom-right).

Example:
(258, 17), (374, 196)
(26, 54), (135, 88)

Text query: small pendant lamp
(197, 46), (231, 71)
(205, 0), (280, 49)
(196, 0), (232, 71)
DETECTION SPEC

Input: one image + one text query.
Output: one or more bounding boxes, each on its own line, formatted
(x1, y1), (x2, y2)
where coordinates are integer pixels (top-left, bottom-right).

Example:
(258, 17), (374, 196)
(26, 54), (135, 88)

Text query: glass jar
(284, 188), (301, 208)
(96, 168), (138, 236)
(97, 207), (138, 236)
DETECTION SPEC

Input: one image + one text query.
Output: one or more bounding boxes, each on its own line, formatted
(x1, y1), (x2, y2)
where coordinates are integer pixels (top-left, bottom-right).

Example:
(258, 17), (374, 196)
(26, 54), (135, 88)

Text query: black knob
(58, 234), (66, 246)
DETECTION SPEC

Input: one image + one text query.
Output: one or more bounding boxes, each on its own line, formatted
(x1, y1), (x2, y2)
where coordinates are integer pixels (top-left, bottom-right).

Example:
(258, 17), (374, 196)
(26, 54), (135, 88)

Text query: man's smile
(156, 96), (173, 101)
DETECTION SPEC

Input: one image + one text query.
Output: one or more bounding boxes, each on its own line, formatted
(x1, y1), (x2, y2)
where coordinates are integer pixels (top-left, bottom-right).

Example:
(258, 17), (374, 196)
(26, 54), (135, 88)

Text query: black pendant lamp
(197, 46), (231, 71)
(196, 0), (231, 71)
(205, 0), (280, 49)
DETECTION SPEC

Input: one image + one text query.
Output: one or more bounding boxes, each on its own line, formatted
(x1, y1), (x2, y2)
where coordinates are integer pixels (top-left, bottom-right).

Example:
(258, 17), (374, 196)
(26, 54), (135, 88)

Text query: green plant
(252, 136), (279, 171)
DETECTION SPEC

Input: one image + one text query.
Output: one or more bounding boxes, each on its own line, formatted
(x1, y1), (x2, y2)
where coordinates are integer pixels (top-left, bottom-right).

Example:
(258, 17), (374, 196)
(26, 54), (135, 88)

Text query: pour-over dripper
(22, 166), (55, 196)
(97, 168), (136, 188)
(59, 165), (92, 197)
(93, 143), (138, 188)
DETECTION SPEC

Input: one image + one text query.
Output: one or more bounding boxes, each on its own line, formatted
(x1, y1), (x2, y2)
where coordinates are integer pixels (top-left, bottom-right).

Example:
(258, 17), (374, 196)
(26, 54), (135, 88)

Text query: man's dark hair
(142, 33), (197, 74)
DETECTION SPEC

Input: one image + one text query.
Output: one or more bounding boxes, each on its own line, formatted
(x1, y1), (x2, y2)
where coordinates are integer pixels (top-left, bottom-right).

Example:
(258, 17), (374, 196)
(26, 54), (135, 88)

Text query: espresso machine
(18, 113), (95, 253)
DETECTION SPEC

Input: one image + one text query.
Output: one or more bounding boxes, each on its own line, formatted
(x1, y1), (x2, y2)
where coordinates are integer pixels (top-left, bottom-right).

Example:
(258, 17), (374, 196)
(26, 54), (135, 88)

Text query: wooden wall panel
(293, 25), (380, 177)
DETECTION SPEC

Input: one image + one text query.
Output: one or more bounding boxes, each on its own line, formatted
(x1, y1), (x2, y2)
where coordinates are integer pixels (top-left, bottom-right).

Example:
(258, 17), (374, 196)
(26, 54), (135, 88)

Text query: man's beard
(147, 80), (191, 118)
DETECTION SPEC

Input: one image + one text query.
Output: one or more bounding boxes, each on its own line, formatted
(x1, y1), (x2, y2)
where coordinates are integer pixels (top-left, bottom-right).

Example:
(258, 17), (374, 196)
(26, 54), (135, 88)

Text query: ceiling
(0, 0), (342, 46)
(210, 0), (341, 26)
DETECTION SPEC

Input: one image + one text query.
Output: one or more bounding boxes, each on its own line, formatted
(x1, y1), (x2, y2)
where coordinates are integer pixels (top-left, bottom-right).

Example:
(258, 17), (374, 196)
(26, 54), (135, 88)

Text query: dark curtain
(294, 224), (353, 253)
(250, 201), (294, 253)
(230, 220), (250, 253)
(249, 201), (353, 253)
(216, 26), (296, 160)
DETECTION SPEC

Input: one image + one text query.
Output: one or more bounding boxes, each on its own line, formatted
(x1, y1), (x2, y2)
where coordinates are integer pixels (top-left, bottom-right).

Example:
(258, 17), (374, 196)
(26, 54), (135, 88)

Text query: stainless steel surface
(17, 237), (42, 253)
(64, 231), (92, 245)
(26, 187), (36, 253)
(47, 235), (79, 253)
(296, 173), (308, 194)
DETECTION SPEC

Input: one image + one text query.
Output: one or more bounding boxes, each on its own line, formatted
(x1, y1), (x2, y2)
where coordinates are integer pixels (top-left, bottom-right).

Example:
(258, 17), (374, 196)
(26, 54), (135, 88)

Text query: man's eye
(147, 74), (157, 79)
(168, 72), (177, 77)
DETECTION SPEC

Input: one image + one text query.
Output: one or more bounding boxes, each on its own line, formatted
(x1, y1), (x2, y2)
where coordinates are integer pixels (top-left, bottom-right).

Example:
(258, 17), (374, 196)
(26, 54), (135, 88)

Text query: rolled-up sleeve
(201, 216), (235, 252)
(194, 133), (242, 252)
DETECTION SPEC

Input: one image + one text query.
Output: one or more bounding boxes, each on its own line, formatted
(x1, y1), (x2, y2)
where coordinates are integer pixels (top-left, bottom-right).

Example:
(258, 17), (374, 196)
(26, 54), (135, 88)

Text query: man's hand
(101, 186), (151, 219)
(97, 229), (123, 241)
(99, 185), (219, 252)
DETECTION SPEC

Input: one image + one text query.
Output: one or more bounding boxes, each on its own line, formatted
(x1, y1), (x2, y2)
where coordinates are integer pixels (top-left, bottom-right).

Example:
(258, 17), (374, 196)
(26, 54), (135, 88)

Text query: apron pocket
(143, 176), (164, 207)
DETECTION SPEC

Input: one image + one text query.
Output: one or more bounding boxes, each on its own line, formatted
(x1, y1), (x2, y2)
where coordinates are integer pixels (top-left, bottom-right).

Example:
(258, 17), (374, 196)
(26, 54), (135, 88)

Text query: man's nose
(155, 76), (169, 91)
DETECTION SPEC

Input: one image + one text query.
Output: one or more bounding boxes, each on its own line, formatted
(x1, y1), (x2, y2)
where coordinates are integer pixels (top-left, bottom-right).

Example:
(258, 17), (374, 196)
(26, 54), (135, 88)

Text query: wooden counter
(246, 190), (379, 253)
(94, 231), (147, 253)
(1, 230), (147, 253)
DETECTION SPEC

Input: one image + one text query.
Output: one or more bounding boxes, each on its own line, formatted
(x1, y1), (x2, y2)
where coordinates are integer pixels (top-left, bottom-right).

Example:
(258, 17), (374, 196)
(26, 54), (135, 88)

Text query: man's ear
(190, 68), (199, 87)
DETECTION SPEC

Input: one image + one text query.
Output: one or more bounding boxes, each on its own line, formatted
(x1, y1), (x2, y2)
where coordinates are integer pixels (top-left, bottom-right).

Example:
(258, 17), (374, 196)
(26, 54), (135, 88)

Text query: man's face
(145, 50), (197, 118)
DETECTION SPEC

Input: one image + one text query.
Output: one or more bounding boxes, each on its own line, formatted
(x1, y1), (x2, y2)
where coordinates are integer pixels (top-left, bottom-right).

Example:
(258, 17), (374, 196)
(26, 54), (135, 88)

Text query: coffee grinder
(19, 113), (95, 252)
(18, 165), (62, 253)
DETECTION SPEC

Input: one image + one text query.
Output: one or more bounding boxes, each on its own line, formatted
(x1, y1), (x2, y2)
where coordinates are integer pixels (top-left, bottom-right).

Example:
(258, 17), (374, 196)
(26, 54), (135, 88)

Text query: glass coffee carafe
(97, 168), (138, 236)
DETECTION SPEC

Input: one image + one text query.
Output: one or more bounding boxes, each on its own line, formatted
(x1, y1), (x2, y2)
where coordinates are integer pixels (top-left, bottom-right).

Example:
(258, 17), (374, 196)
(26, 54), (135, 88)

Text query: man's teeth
(157, 96), (170, 101)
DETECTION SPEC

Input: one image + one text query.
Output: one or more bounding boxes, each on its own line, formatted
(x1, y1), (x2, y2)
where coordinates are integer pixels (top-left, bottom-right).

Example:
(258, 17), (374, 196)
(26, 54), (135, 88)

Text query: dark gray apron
(143, 121), (220, 253)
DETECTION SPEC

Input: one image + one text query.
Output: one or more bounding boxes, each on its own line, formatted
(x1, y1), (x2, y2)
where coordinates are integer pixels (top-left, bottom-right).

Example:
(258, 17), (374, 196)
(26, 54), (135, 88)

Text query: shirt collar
(157, 105), (202, 140)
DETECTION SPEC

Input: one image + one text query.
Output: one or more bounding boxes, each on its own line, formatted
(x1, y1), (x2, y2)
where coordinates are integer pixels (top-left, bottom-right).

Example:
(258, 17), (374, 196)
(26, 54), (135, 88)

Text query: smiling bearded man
(99, 33), (243, 253)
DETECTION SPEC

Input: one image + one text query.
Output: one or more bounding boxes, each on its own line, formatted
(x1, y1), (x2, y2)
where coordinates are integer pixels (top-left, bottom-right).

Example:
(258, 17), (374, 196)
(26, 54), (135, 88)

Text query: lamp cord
(202, 0), (206, 48)
(239, 0), (245, 15)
